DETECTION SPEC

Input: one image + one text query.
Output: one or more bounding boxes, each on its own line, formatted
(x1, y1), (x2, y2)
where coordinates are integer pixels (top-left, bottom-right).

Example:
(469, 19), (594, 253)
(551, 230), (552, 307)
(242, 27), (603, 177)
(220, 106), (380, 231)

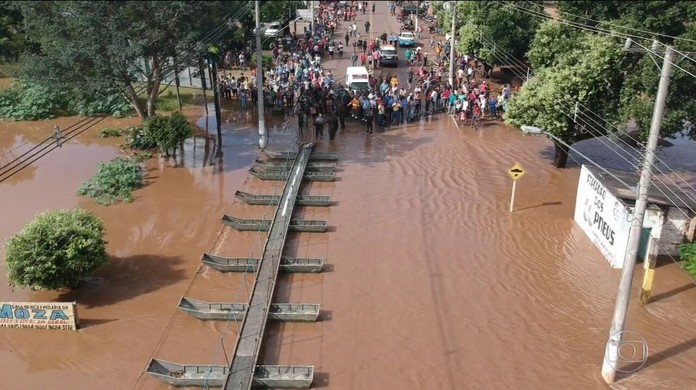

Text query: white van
(345, 66), (370, 93)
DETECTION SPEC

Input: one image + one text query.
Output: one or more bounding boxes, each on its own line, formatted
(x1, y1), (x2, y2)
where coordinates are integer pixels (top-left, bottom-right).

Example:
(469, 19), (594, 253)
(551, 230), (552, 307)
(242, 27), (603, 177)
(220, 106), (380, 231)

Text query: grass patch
(134, 86), (212, 112)
(679, 242), (696, 276)
(77, 157), (144, 205)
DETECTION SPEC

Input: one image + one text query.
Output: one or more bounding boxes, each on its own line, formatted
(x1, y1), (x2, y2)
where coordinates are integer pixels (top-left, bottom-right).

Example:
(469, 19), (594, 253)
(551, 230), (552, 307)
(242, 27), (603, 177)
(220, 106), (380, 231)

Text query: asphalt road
(323, 1), (432, 91)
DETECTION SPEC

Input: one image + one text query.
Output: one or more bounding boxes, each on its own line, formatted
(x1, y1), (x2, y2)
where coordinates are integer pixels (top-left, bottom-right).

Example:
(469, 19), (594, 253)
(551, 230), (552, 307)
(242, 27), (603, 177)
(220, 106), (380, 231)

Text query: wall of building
(661, 206), (694, 255)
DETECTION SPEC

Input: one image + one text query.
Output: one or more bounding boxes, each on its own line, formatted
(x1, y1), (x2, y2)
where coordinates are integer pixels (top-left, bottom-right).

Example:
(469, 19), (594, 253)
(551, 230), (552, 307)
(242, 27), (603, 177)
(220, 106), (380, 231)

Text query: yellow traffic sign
(508, 162), (526, 181)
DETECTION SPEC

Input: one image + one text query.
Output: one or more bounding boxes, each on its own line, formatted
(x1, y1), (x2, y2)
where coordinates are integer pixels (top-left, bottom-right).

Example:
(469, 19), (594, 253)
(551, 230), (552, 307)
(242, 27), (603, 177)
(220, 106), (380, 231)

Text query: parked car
(252, 22), (267, 36)
(380, 45), (399, 67)
(264, 22), (283, 37)
(398, 32), (416, 47)
(402, 4), (418, 16)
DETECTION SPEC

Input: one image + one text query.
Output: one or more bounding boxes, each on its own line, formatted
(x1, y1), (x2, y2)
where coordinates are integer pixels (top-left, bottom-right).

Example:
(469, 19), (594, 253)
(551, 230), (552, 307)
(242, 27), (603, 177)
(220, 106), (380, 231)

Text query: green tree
(527, 20), (579, 70)
(142, 111), (193, 156)
(553, 1), (696, 140)
(506, 30), (626, 167)
(0, 1), (33, 62)
(14, 1), (235, 120)
(5, 209), (108, 291)
(436, 1), (544, 65)
(260, 0), (306, 24)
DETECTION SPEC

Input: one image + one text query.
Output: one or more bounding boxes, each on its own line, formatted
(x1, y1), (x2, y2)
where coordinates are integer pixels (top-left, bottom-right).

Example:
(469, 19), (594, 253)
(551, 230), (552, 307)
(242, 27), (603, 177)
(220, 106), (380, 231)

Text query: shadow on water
(650, 283), (695, 302)
(77, 318), (118, 329)
(621, 337), (696, 376)
(515, 201), (563, 212)
(58, 254), (186, 309)
(312, 372), (330, 388)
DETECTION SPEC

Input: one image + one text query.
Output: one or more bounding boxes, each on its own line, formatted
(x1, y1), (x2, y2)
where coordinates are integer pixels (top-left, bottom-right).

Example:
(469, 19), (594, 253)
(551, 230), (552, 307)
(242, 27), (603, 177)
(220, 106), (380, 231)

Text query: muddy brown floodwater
(2, 5), (696, 390)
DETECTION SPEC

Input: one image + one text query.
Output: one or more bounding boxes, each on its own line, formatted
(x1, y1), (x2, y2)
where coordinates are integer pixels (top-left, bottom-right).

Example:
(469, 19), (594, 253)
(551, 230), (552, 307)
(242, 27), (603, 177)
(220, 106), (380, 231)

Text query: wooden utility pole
(199, 60), (209, 118)
(173, 57), (183, 111)
(601, 45), (674, 384)
(210, 56), (223, 156)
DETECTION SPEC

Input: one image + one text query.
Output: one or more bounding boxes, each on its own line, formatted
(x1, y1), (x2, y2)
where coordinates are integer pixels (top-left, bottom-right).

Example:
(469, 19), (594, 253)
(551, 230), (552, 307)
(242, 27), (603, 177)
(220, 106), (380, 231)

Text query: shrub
(77, 157), (143, 205)
(5, 209), (108, 291)
(142, 111), (193, 156)
(124, 125), (157, 150)
(0, 82), (61, 120)
(678, 242), (696, 276)
(99, 127), (123, 138)
(0, 80), (131, 120)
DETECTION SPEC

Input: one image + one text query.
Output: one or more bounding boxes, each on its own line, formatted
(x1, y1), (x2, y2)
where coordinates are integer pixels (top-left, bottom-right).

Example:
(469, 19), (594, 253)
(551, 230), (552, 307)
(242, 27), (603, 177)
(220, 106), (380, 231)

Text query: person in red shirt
(360, 52), (367, 66)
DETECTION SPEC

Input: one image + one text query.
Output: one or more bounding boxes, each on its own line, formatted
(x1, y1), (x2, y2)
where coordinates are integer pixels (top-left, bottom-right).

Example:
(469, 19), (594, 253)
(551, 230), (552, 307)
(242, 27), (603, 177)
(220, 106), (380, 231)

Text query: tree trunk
(552, 141), (570, 168)
(174, 57), (182, 111)
(146, 56), (162, 117)
(126, 84), (148, 120)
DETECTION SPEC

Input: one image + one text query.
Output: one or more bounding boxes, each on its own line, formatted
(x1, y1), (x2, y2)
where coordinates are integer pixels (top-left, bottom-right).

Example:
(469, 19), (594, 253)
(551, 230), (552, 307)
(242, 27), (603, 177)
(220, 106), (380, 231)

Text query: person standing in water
(314, 113), (326, 140)
(328, 112), (339, 140)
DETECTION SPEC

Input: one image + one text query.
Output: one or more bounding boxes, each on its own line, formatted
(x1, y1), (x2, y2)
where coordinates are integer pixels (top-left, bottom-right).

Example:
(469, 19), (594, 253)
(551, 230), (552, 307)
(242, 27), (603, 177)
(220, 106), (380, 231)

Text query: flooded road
(2, 3), (696, 390)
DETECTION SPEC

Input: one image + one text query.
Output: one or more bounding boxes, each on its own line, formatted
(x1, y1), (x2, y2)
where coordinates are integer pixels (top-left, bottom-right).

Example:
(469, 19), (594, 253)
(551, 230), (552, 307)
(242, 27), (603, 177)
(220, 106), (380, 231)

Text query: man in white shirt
(430, 89), (438, 115)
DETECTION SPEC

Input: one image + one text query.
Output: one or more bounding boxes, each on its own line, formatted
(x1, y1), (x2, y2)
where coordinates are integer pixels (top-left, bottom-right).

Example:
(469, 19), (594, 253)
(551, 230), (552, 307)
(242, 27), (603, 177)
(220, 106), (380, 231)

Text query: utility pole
(448, 3), (456, 88)
(255, 0), (267, 149)
(173, 57), (183, 111)
(310, 0), (315, 37)
(209, 52), (223, 157)
(601, 45), (674, 384)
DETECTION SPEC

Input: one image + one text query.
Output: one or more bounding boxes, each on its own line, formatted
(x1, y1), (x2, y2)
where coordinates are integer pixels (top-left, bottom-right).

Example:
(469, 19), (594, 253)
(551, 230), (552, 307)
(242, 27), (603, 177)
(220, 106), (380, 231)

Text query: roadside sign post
(507, 162), (526, 212)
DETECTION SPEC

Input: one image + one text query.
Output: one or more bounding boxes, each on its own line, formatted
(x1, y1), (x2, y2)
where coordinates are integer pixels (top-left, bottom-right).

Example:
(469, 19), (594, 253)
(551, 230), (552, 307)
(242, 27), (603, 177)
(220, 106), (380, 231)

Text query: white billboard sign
(573, 165), (632, 268)
(0, 302), (79, 331)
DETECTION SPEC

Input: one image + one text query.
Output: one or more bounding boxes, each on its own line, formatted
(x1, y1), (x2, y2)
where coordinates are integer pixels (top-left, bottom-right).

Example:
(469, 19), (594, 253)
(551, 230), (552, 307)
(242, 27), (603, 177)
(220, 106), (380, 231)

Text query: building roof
(586, 165), (696, 211)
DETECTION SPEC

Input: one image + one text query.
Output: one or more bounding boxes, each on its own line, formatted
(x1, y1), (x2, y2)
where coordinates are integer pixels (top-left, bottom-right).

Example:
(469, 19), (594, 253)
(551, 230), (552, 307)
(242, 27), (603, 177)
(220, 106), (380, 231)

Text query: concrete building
(574, 164), (696, 269)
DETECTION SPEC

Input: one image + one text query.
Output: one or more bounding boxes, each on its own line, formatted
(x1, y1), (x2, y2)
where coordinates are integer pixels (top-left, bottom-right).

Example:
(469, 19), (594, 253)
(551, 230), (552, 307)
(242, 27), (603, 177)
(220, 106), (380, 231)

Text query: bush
(142, 111), (193, 156)
(5, 209), (108, 291)
(679, 242), (696, 276)
(0, 82), (62, 120)
(0, 80), (131, 120)
(124, 125), (157, 150)
(77, 157), (144, 205)
(68, 88), (132, 118)
(99, 127), (124, 138)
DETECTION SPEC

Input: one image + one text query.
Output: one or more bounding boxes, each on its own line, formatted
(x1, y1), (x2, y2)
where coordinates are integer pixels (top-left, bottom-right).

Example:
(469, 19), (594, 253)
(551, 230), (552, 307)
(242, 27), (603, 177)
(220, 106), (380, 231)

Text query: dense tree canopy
(435, 1), (544, 65)
(506, 28), (626, 167)
(0, 1), (29, 62)
(500, 1), (696, 167)
(13, 1), (238, 120)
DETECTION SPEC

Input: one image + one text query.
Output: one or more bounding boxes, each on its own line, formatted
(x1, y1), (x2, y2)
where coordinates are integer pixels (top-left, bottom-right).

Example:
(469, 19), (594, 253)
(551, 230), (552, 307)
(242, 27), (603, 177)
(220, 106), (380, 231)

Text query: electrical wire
(521, 0), (696, 45)
(0, 3), (252, 183)
(476, 12), (696, 212)
(479, 34), (696, 218)
(495, 0), (696, 80)
(474, 32), (696, 241)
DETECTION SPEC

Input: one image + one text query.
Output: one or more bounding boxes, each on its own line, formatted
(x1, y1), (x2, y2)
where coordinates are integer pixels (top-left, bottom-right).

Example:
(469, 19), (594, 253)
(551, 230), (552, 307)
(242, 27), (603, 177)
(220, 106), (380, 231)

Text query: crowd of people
(211, 0), (512, 141)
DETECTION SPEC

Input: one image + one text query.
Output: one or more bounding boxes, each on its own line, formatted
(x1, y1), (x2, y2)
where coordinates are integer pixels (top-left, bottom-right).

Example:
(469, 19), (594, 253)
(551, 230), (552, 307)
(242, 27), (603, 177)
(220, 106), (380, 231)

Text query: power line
(0, 4), (252, 182)
(478, 33), (696, 223)
(476, 10), (696, 204)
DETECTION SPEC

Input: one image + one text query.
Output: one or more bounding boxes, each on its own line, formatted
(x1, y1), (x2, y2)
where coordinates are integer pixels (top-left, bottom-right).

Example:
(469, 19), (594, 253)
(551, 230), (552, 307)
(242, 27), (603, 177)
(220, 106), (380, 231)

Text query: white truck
(345, 66), (370, 94)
